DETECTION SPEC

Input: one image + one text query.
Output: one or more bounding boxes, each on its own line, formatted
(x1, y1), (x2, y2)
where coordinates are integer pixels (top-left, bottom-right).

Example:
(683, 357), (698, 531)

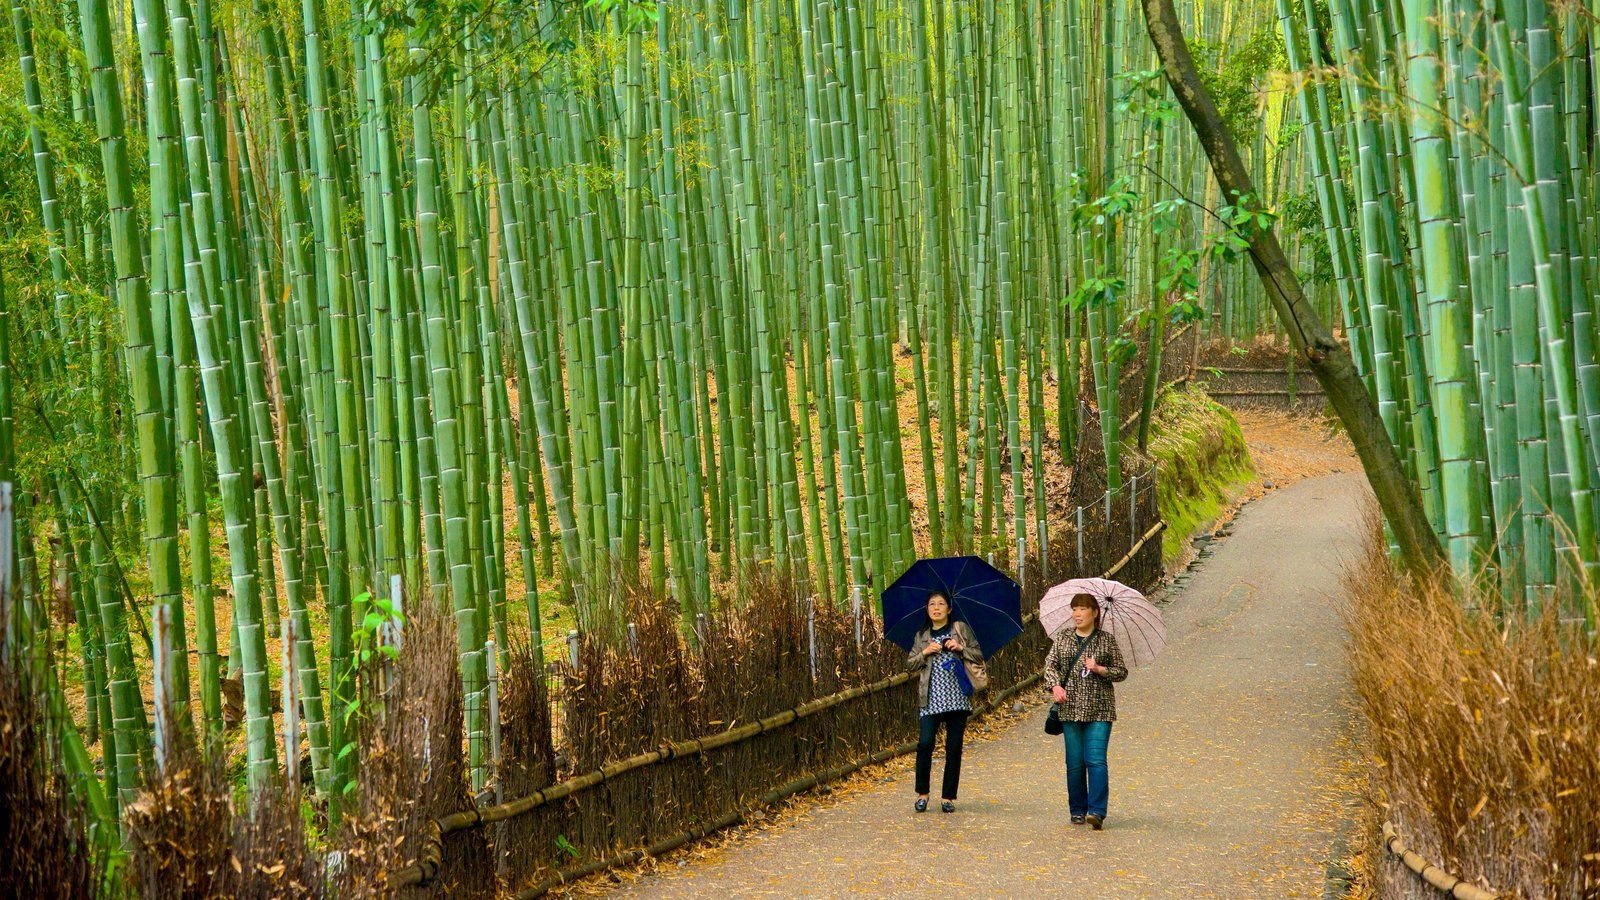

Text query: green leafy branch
(334, 590), (406, 795)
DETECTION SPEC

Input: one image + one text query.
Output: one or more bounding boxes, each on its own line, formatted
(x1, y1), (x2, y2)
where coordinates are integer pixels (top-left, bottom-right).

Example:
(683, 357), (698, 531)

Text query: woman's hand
(942, 638), (963, 652)
(1084, 655), (1103, 675)
(922, 640), (942, 656)
(1051, 685), (1068, 703)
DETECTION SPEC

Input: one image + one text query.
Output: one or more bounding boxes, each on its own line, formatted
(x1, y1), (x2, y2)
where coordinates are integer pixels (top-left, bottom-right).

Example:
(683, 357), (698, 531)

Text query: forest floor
(556, 407), (1367, 898)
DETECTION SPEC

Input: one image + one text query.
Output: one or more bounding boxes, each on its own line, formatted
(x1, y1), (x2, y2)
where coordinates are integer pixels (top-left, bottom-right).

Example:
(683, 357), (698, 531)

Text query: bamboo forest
(1, 0), (1596, 895)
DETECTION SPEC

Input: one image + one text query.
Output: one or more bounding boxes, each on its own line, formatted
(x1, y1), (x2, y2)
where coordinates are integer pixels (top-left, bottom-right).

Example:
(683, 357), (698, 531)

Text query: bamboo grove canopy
(0, 0), (1296, 814)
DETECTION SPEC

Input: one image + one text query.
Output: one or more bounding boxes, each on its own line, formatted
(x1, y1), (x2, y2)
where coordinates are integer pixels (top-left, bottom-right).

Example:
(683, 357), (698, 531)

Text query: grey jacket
(904, 620), (985, 709)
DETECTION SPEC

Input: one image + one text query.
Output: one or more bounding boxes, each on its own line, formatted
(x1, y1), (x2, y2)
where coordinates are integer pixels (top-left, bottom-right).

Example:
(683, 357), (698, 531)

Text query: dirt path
(604, 465), (1369, 899)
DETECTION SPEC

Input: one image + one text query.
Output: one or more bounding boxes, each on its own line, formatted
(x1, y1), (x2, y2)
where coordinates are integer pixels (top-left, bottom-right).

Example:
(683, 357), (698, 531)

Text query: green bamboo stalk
(77, 0), (170, 803)
(1492, 14), (1599, 590)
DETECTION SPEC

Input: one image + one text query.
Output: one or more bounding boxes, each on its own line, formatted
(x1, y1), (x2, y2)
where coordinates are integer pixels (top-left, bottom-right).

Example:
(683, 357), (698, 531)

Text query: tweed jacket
(904, 620), (985, 710)
(1042, 627), (1128, 722)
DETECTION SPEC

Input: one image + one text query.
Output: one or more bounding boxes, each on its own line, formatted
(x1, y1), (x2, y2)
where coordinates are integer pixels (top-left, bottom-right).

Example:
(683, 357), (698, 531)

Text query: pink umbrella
(1039, 577), (1166, 667)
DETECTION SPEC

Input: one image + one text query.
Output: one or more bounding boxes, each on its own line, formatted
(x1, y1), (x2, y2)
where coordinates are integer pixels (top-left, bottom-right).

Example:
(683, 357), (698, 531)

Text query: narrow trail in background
(598, 467), (1368, 898)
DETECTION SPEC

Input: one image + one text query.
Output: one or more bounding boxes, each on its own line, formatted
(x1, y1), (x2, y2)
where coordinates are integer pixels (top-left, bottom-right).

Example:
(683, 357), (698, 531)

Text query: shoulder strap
(1059, 634), (1092, 681)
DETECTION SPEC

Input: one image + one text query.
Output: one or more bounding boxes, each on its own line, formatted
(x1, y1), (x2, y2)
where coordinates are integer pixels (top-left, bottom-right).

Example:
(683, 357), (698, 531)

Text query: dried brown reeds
(125, 753), (324, 899)
(0, 663), (99, 899)
(545, 569), (914, 871)
(124, 756), (238, 897)
(342, 593), (493, 900)
(1344, 506), (1600, 899)
(120, 593), (492, 900)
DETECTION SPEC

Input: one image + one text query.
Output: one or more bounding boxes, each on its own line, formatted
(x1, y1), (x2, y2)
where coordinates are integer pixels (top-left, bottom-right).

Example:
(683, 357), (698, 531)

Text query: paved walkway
(611, 473), (1368, 898)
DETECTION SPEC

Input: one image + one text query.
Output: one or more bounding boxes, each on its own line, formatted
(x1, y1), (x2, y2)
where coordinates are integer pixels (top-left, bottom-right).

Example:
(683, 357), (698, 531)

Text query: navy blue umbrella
(880, 556), (1023, 655)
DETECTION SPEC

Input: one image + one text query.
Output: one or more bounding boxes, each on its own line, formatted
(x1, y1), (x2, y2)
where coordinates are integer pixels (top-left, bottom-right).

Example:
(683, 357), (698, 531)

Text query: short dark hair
(923, 590), (956, 630)
(1070, 593), (1100, 626)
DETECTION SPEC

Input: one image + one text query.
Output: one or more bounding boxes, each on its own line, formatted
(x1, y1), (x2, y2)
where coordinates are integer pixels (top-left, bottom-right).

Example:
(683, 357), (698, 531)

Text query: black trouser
(914, 710), (970, 799)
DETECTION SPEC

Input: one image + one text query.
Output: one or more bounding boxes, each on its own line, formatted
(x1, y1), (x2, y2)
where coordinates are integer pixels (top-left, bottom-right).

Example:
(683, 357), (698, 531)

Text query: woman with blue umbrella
(903, 591), (983, 812)
(883, 556), (1023, 814)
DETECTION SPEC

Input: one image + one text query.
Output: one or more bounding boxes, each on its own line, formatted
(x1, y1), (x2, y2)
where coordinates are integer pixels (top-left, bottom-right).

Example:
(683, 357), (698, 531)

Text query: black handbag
(1043, 637), (1093, 736)
(1044, 707), (1064, 735)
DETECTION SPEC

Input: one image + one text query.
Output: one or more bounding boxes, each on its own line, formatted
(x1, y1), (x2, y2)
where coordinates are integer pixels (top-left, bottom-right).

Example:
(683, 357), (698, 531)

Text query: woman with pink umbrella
(1041, 594), (1127, 829)
(1038, 578), (1163, 830)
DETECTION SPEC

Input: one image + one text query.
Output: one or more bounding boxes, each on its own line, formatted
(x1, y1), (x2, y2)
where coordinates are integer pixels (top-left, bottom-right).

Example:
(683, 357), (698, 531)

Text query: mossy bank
(1145, 385), (1254, 565)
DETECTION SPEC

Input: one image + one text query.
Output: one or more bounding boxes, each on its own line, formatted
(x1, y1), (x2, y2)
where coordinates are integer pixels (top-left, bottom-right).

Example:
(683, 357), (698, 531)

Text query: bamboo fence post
(1041, 530), (1049, 584)
(1076, 506), (1085, 570)
(1130, 473), (1139, 544)
(390, 573), (404, 650)
(283, 616), (299, 796)
(152, 604), (171, 776)
(486, 627), (505, 871)
(1016, 536), (1026, 589)
(806, 596), (817, 685)
(486, 636), (505, 878)
(851, 586), (861, 649)
(486, 640), (501, 779)
(0, 482), (11, 658)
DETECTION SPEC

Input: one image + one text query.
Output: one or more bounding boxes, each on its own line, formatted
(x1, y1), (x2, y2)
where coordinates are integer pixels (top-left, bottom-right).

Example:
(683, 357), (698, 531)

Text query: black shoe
(941, 801), (955, 813)
(914, 798), (928, 813)
(1070, 815), (1086, 825)
(1085, 814), (1104, 830)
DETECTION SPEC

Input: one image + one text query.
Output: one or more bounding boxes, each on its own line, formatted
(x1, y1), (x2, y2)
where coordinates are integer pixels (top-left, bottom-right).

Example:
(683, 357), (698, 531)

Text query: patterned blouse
(1042, 627), (1128, 722)
(920, 625), (972, 717)
(905, 620), (984, 716)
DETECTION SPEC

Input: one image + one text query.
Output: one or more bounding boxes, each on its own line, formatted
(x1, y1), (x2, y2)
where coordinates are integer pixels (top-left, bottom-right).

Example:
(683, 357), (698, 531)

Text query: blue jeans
(1062, 720), (1112, 818)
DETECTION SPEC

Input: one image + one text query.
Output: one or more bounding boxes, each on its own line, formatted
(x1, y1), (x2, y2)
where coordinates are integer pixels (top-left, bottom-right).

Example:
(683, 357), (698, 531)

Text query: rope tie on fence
(1381, 822), (1499, 900)
(387, 517), (1168, 890)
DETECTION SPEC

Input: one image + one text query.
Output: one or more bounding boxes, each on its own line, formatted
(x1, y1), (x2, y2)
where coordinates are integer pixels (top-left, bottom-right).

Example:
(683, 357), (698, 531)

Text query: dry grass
(0, 660), (100, 898)
(125, 755), (326, 899)
(340, 595), (493, 899)
(1343, 505), (1600, 899)
(118, 594), (492, 899)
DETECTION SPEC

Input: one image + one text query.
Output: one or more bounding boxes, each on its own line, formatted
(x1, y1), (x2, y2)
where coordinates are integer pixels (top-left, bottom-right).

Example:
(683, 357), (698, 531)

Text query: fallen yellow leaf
(1469, 794), (1487, 818)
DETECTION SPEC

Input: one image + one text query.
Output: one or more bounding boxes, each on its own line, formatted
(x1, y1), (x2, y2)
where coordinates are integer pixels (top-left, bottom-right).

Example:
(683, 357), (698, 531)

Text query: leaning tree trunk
(1138, 0), (1446, 578)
